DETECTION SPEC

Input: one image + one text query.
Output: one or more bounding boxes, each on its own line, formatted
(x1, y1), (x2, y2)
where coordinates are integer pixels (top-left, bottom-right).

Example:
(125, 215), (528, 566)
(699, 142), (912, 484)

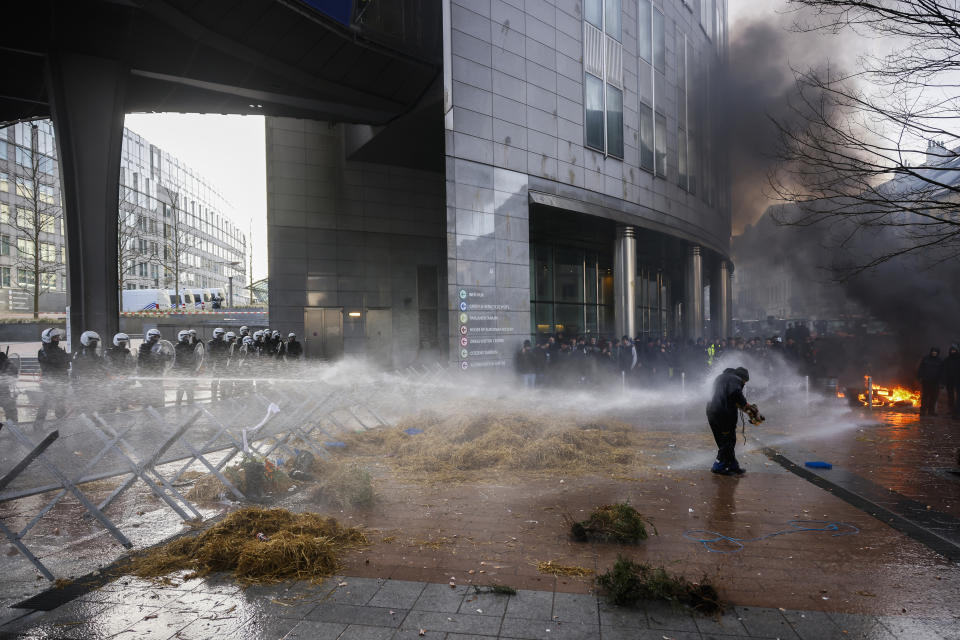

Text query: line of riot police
(27, 325), (304, 425)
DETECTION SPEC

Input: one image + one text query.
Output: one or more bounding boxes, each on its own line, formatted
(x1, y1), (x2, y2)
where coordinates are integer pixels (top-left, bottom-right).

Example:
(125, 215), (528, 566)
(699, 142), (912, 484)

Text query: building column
(46, 52), (127, 346)
(684, 244), (703, 340)
(613, 225), (636, 339)
(710, 259), (731, 339)
(726, 265), (735, 339)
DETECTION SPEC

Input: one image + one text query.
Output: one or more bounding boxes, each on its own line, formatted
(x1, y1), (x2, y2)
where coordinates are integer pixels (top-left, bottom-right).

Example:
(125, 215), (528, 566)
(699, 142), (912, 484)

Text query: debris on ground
(307, 460), (376, 509)
(570, 503), (656, 543)
(472, 584), (517, 595)
(128, 507), (367, 585)
(335, 411), (646, 480)
(595, 555), (722, 614)
(535, 560), (593, 577)
(186, 456), (293, 503)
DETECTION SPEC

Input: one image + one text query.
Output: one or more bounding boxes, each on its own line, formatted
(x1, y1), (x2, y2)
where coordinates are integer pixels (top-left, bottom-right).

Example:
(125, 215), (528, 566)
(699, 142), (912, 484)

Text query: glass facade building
(0, 121), (248, 311)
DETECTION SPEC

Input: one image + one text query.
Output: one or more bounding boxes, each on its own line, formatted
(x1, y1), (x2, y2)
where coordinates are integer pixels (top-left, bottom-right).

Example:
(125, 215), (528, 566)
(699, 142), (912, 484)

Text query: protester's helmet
(80, 331), (101, 347)
(113, 332), (130, 347)
(177, 330), (191, 343)
(41, 328), (64, 344)
(213, 327), (225, 338)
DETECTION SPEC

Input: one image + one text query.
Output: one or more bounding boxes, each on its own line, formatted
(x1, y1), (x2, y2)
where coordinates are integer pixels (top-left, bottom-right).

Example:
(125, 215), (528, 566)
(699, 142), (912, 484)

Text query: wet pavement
(2, 574), (958, 639)
(3, 392), (960, 638)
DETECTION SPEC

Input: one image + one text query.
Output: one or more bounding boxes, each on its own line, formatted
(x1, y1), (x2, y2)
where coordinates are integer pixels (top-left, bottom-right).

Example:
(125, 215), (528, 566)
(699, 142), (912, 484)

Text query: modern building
(267, 0), (733, 366)
(0, 120), (249, 312)
(118, 127), (249, 303)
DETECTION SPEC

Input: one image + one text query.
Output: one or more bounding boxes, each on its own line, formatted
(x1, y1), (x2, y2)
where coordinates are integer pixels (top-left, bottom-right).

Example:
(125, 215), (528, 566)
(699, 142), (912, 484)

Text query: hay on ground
(333, 411), (642, 479)
(128, 507), (367, 585)
(535, 560), (593, 577)
(571, 503), (656, 543)
(307, 461), (375, 509)
(185, 457), (294, 503)
(595, 555), (722, 614)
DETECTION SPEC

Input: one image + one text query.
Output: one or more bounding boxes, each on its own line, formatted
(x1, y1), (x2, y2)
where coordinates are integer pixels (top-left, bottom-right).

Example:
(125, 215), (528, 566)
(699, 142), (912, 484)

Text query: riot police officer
(281, 333), (303, 361)
(138, 328), (166, 407)
(173, 330), (197, 406)
(207, 327), (228, 400)
(0, 348), (19, 422)
(36, 328), (70, 426)
(105, 333), (135, 411)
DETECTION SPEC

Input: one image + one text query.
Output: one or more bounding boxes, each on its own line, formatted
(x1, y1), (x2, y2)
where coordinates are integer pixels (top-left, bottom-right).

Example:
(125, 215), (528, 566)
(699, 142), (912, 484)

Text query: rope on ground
(683, 520), (860, 553)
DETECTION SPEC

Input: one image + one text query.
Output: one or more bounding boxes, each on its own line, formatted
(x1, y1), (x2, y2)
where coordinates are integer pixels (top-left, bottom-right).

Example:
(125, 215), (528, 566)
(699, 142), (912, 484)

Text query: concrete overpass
(1, 0), (440, 344)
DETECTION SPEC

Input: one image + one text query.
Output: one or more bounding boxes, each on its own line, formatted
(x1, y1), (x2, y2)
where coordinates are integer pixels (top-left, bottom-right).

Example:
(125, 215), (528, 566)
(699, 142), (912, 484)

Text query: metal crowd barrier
(0, 368), (415, 582)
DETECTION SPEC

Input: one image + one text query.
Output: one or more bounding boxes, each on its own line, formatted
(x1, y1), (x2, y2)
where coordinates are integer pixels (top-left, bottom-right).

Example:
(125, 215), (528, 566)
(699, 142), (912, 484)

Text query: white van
(190, 288), (213, 308)
(168, 289), (196, 310)
(122, 289), (173, 312)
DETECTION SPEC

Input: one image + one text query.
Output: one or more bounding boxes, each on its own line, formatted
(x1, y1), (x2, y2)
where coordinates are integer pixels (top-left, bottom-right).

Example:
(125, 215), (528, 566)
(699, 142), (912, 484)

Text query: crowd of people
(514, 322), (819, 389)
(916, 344), (960, 418)
(11, 325), (304, 426)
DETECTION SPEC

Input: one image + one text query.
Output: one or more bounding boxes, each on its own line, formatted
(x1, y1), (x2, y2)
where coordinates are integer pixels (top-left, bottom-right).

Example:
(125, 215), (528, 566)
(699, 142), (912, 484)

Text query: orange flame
(857, 378), (920, 408)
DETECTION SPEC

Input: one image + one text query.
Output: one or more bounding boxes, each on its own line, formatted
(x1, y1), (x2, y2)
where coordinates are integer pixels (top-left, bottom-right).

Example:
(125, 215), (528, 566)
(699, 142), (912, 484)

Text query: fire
(857, 378), (920, 408)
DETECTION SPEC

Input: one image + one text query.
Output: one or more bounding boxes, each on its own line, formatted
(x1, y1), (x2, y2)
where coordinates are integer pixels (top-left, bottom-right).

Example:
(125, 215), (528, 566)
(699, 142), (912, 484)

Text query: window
(0, 140), (6, 161)
(0, 267), (9, 288)
(60, 245), (66, 264)
(17, 268), (34, 287)
(0, 204), (8, 224)
(655, 112), (667, 177)
(0, 172), (8, 192)
(585, 75), (605, 151)
(15, 177), (34, 199)
(639, 103), (654, 171)
(39, 184), (55, 205)
(15, 146), (31, 168)
(678, 32), (690, 191)
(583, 0), (624, 158)
(701, 0), (715, 39)
(17, 238), (35, 257)
(604, 0), (621, 40)
(605, 85), (624, 158)
(638, 0), (651, 63)
(0, 235), (9, 256)
(40, 242), (57, 263)
(653, 7), (665, 73)
(138, 262), (147, 277)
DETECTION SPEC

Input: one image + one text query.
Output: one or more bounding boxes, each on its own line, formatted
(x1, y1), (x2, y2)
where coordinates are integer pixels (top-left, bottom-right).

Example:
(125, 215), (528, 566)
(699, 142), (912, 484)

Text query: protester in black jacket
(918, 347), (944, 416)
(706, 367), (757, 475)
(941, 344), (960, 417)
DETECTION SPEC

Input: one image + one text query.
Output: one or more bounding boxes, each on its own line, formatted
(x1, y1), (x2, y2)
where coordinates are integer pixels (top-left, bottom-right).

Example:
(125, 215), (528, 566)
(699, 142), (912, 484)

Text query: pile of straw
(571, 503), (655, 543)
(128, 508), (366, 585)
(185, 457), (293, 503)
(337, 411), (642, 479)
(308, 461), (376, 509)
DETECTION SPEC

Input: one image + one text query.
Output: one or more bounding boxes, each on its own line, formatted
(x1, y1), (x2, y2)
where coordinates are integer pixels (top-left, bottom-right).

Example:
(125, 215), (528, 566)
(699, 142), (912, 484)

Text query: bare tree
(770, 0), (960, 274)
(11, 124), (65, 319)
(116, 184), (157, 294)
(161, 191), (194, 306)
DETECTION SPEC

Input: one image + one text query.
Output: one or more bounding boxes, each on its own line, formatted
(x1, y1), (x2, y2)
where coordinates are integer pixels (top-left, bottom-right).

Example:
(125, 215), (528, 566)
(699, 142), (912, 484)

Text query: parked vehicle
(121, 289), (173, 312)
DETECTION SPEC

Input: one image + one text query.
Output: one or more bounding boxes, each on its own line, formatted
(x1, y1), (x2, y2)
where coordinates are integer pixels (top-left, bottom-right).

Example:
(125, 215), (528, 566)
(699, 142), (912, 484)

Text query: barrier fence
(0, 367), (428, 582)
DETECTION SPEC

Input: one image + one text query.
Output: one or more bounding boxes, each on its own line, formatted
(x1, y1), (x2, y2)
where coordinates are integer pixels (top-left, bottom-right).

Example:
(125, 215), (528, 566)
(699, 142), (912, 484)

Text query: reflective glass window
(653, 7), (665, 73)
(555, 250), (584, 303)
(605, 0), (621, 40)
(638, 0), (651, 63)
(639, 103), (654, 171)
(655, 112), (668, 177)
(584, 0), (602, 29)
(585, 74), (606, 151)
(606, 85), (624, 159)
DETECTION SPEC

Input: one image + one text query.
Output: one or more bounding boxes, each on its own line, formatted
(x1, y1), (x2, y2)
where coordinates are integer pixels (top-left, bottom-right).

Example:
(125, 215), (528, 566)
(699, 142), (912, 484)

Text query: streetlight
(215, 260), (242, 308)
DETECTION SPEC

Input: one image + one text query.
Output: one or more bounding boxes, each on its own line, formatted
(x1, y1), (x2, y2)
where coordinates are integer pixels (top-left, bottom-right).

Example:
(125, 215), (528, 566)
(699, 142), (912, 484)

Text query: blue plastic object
(804, 461), (833, 469)
(324, 441), (347, 448)
(403, 428), (424, 435)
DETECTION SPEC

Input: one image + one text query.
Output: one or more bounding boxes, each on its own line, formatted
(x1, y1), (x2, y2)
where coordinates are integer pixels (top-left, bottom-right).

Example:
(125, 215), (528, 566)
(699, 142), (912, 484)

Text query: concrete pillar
(46, 53), (127, 346)
(684, 245), (703, 340)
(710, 259), (731, 339)
(613, 225), (636, 339)
(726, 265), (735, 338)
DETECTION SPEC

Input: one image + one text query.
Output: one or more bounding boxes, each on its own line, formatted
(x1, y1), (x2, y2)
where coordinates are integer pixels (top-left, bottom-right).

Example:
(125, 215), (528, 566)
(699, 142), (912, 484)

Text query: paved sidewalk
(2, 574), (958, 640)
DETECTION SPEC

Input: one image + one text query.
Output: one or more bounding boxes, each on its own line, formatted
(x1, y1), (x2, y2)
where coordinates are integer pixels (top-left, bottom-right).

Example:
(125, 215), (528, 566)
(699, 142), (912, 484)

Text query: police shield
(152, 339), (176, 374)
(192, 342), (205, 373)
